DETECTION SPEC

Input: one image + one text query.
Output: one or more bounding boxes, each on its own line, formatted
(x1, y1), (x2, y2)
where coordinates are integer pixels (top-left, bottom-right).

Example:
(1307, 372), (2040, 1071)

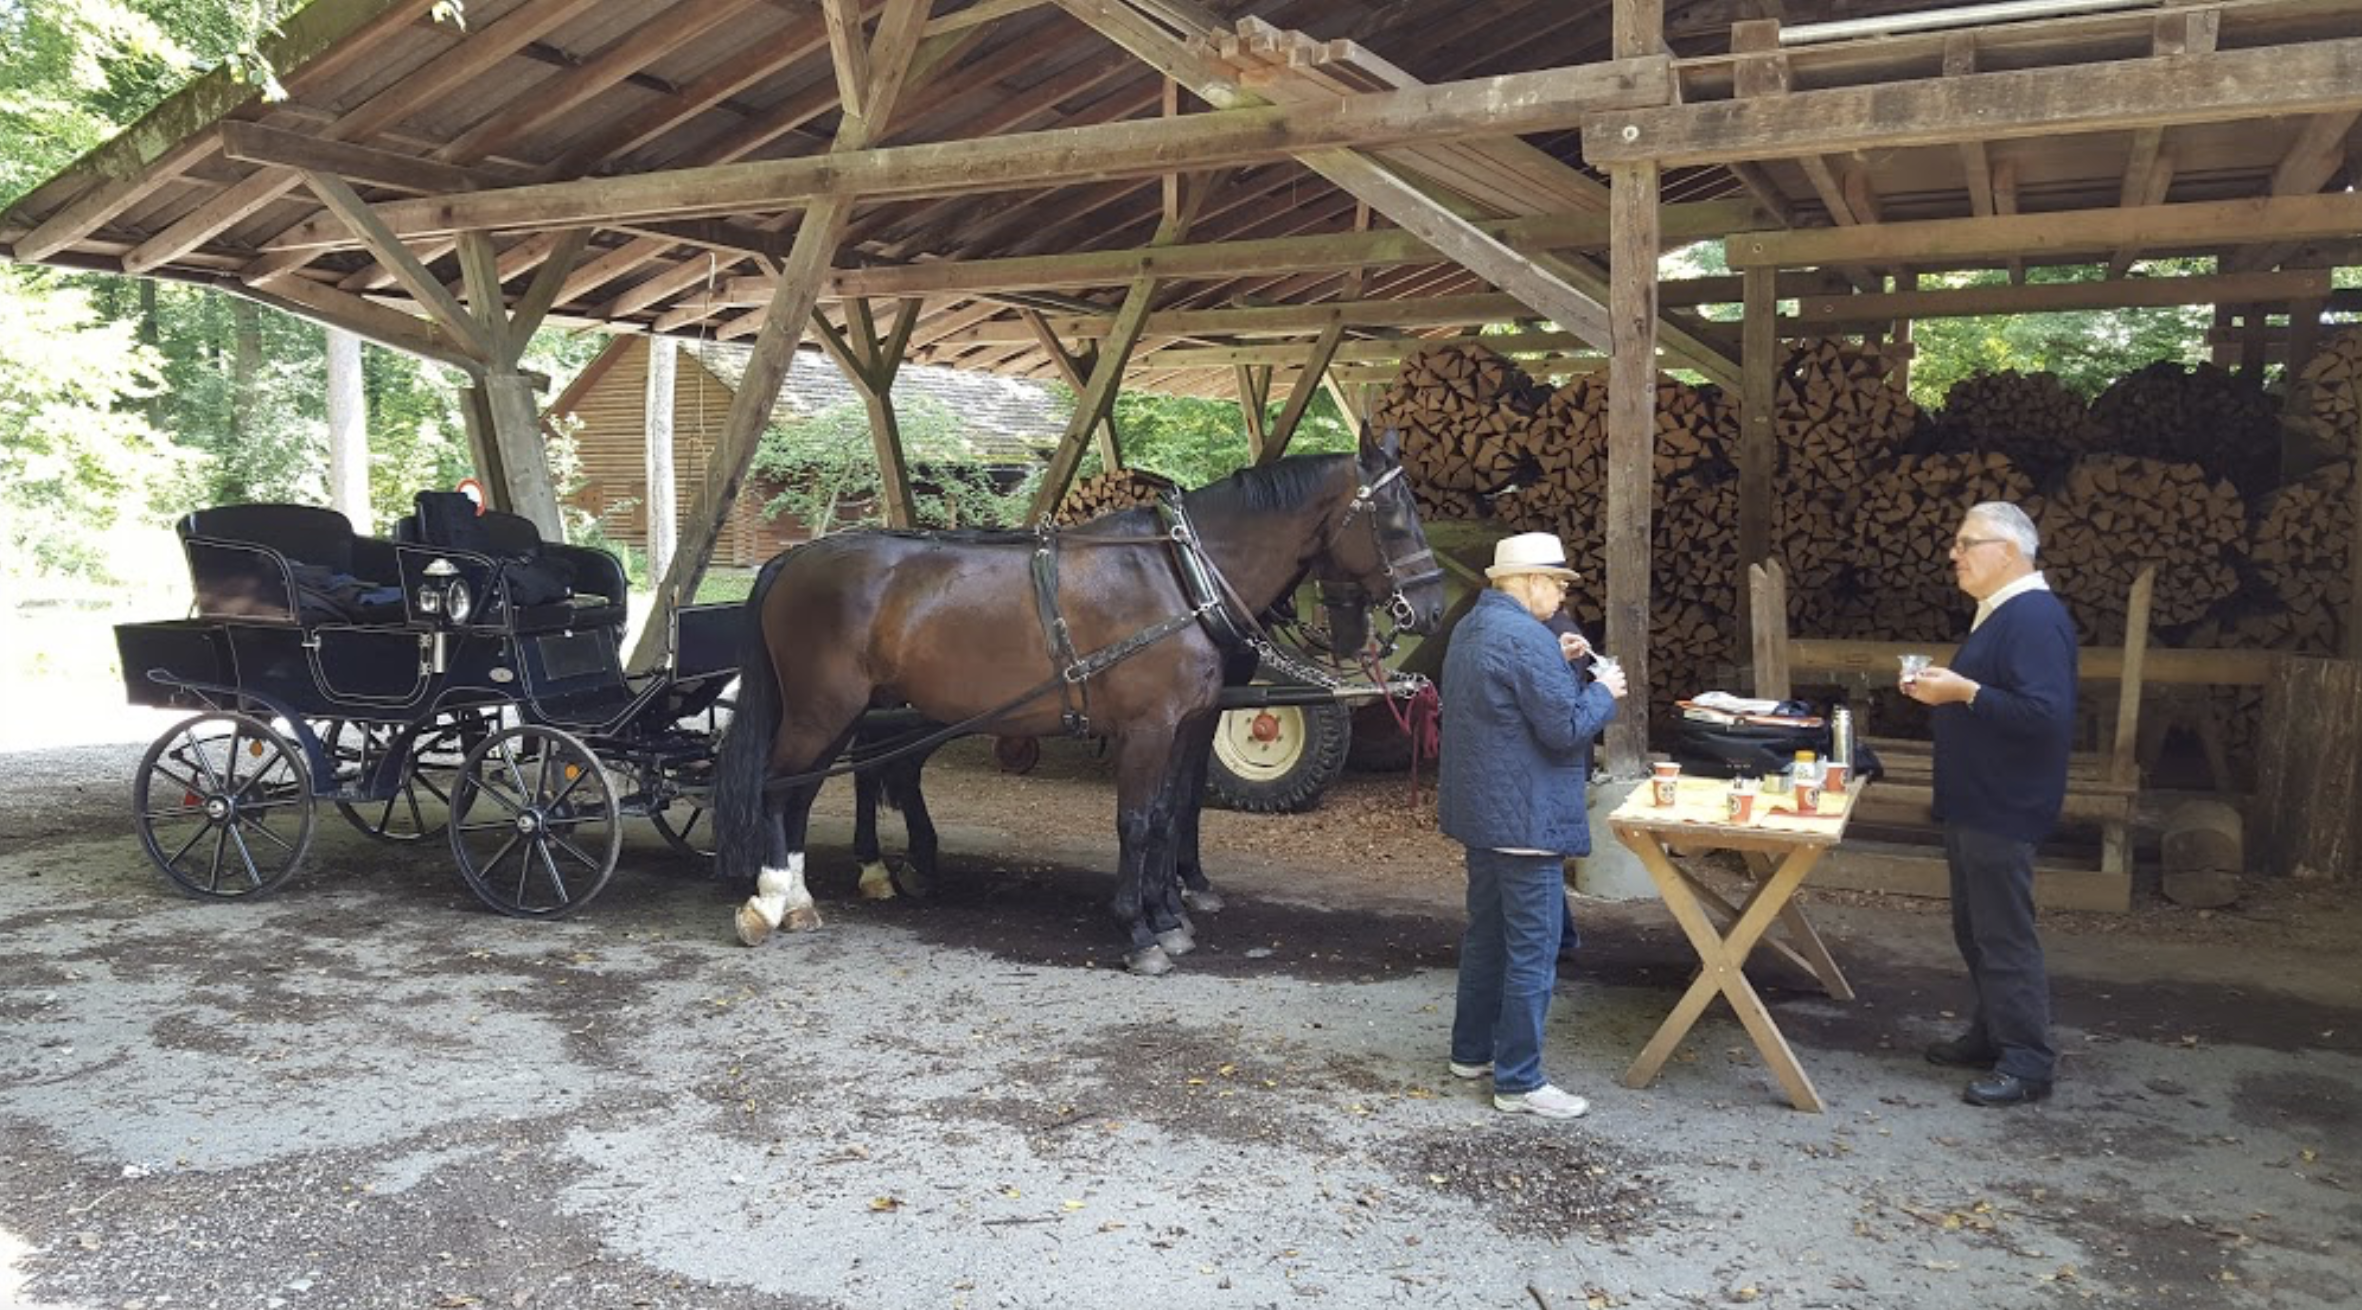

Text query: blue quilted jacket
(1437, 590), (1619, 855)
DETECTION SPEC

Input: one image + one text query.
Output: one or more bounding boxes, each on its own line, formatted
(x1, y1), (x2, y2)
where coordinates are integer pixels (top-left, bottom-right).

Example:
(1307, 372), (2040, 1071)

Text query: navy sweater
(1437, 590), (1619, 855)
(1930, 587), (2079, 844)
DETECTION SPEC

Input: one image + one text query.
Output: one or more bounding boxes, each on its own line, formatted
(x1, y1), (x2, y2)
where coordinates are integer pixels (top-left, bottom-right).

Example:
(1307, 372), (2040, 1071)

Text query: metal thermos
(1831, 707), (1854, 770)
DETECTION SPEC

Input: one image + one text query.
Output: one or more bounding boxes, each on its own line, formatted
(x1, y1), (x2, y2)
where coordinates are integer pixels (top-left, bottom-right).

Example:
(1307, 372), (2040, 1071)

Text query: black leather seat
(397, 491), (627, 633)
(177, 503), (406, 626)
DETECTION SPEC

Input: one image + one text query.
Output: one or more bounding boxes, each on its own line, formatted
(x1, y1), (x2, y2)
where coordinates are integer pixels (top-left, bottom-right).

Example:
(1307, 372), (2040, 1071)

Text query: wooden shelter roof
(7, 0), (2359, 402)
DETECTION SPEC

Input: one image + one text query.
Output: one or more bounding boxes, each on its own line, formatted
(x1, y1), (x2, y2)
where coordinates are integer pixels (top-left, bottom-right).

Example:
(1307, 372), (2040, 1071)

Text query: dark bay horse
(714, 431), (1445, 973)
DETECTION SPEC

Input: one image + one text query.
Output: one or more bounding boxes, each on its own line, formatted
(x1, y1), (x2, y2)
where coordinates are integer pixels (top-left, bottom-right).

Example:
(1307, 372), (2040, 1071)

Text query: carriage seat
(396, 491), (628, 632)
(176, 503), (407, 626)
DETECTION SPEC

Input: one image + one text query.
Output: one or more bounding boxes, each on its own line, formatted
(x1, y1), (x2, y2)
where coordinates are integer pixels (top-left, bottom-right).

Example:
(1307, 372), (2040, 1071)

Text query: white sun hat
(1484, 531), (1580, 581)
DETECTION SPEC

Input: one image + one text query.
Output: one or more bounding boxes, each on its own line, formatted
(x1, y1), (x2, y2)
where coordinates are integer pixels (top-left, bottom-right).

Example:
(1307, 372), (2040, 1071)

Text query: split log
(2090, 360), (2281, 495)
(2030, 455), (2246, 642)
(1054, 468), (1178, 525)
(1928, 370), (2099, 487)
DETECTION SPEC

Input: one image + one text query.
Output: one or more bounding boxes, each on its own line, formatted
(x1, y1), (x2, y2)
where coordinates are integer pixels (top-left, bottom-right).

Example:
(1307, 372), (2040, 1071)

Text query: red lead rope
(1366, 656), (1442, 805)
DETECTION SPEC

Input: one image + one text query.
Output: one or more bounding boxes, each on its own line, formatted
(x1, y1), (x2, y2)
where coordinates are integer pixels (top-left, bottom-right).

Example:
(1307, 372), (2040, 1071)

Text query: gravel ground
(4, 713), (2360, 1310)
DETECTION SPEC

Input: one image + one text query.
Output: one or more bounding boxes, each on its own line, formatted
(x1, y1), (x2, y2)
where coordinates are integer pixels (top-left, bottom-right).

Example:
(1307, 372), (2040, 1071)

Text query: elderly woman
(1437, 532), (1626, 1119)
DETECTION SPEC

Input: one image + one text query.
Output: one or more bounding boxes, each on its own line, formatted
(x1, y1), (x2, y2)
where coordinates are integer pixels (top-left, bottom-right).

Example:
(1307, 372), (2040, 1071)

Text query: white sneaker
(1448, 1060), (1493, 1080)
(1493, 1084), (1589, 1119)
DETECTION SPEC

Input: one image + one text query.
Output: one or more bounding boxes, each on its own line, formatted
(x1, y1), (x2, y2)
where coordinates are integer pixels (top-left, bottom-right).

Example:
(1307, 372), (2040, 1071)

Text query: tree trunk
(326, 327), (369, 528)
(644, 336), (679, 579)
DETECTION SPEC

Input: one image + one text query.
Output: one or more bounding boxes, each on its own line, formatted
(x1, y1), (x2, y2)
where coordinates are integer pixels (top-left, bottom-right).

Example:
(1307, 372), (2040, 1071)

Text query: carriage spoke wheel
(449, 724), (621, 919)
(328, 713), (478, 845)
(134, 712), (316, 900)
(650, 689), (729, 862)
(648, 797), (717, 861)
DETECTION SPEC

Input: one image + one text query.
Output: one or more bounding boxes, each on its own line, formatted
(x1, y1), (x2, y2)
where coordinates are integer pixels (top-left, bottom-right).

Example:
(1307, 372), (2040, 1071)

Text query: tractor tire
(1205, 697), (1351, 813)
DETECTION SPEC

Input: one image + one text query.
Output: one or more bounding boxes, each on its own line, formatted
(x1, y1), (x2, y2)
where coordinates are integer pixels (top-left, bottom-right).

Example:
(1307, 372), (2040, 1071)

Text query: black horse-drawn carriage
(115, 491), (738, 918)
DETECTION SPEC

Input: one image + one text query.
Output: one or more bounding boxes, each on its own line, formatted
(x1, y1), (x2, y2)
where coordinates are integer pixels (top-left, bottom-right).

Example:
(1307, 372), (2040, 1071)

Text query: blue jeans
(1450, 848), (1566, 1095)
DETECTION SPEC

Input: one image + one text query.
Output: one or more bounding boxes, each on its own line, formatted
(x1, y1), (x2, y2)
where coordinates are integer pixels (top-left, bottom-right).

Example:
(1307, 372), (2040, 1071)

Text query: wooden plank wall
(554, 338), (805, 568)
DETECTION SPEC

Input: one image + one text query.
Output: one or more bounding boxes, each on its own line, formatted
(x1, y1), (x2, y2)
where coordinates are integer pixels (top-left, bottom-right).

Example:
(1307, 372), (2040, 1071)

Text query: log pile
(1848, 453), (2037, 639)
(2090, 361), (2281, 495)
(1370, 344), (1546, 500)
(1929, 370), (2098, 486)
(2031, 455), (2245, 642)
(1054, 468), (1177, 525)
(2289, 330), (2362, 465)
(2248, 460), (2354, 651)
(1776, 338), (1917, 486)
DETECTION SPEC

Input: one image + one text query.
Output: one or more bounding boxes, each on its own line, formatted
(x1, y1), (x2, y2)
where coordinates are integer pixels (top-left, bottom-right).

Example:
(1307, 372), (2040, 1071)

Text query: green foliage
(753, 393), (1037, 531)
(1068, 386), (1360, 489)
(1907, 263), (2212, 407)
(0, 265), (172, 582)
(0, 0), (193, 204)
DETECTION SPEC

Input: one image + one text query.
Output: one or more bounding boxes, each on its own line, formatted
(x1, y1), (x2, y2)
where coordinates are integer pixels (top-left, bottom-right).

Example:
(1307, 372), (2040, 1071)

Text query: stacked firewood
(1847, 453), (2037, 639)
(1928, 370), (2099, 486)
(2030, 455), (2246, 642)
(1054, 468), (1177, 525)
(2248, 460), (2354, 650)
(2090, 361), (2281, 495)
(1370, 344), (1547, 499)
(1775, 338), (1917, 485)
(2288, 330), (2362, 466)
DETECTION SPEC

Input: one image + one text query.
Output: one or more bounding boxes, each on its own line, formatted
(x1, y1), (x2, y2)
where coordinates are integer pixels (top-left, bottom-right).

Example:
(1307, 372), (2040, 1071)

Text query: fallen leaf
(869, 1196), (902, 1212)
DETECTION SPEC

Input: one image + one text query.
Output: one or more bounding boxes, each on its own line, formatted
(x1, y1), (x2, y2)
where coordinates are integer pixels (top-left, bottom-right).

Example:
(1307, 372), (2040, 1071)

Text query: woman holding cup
(1438, 532), (1627, 1120)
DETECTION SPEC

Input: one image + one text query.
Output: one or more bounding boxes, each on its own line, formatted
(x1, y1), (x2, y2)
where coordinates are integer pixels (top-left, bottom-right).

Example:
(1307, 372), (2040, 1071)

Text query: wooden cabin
(545, 337), (1066, 567)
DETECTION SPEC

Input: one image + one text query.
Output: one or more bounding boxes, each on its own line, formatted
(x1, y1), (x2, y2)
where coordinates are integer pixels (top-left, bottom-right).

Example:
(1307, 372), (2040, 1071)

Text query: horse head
(1309, 426), (1448, 646)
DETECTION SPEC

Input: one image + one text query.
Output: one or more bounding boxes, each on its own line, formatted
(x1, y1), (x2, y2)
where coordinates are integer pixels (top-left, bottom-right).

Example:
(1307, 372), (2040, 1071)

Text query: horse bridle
(1325, 464), (1443, 632)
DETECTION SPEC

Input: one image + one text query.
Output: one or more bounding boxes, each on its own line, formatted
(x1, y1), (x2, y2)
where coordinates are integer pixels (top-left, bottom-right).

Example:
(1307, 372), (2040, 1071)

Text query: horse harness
(758, 468), (1429, 794)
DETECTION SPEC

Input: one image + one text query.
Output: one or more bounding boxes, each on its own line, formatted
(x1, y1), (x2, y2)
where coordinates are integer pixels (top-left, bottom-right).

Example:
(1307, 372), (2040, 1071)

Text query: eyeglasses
(1949, 536), (2008, 555)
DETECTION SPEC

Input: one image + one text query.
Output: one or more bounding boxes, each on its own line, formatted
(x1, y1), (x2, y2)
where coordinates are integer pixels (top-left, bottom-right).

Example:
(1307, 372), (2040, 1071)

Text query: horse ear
(1358, 423), (1402, 465)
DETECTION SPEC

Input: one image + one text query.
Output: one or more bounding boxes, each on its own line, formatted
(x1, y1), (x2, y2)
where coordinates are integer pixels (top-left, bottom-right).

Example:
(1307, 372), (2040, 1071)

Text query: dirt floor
(3, 702), (2361, 1310)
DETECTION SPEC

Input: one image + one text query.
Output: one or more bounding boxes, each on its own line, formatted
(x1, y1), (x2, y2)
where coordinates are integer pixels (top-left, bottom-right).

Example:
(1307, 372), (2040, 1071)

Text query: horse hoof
(1124, 945), (1175, 976)
(785, 905), (824, 933)
(892, 867), (932, 900)
(1156, 926), (1195, 957)
(1181, 887), (1226, 914)
(857, 862), (896, 901)
(734, 903), (773, 947)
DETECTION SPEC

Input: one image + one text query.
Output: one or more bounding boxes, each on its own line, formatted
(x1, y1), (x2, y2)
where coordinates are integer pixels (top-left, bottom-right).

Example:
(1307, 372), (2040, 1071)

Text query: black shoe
(1924, 1035), (1999, 1069)
(1963, 1072), (2052, 1107)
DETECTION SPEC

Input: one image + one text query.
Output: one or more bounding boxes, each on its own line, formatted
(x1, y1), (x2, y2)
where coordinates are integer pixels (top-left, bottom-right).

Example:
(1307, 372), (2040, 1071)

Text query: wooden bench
(1748, 561), (2156, 911)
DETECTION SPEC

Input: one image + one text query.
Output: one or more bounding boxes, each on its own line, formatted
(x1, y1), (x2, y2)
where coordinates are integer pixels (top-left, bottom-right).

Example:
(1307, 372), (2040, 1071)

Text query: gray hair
(1965, 501), (2039, 560)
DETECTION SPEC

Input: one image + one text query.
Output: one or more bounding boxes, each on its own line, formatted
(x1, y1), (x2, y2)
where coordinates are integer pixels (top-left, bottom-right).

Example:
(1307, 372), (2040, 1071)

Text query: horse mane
(836, 525), (1042, 546)
(1184, 452), (1354, 516)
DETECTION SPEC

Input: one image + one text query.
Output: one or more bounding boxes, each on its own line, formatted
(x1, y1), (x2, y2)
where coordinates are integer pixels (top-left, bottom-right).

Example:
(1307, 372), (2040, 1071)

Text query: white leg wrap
(750, 854), (808, 928)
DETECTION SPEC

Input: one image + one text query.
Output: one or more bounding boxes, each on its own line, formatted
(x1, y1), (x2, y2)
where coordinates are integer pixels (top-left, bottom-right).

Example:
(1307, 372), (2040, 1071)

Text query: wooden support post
(630, 0), (935, 670)
(644, 335), (679, 580)
(1891, 271), (1916, 393)
(1235, 364), (1273, 462)
(1028, 264), (1160, 521)
(1604, 160), (1659, 776)
(2255, 656), (2362, 878)
(1739, 265), (1777, 656)
(1021, 309), (1122, 471)
(1260, 320), (1346, 465)
(457, 383), (511, 513)
(482, 368), (564, 540)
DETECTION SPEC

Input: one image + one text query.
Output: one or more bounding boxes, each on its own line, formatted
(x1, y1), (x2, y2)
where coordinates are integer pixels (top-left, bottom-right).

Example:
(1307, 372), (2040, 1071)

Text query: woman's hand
(1595, 664), (1628, 699)
(1558, 631), (1590, 662)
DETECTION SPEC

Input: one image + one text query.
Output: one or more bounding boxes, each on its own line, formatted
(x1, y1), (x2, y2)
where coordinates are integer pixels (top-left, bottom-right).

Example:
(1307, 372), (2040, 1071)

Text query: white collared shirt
(1972, 570), (2050, 632)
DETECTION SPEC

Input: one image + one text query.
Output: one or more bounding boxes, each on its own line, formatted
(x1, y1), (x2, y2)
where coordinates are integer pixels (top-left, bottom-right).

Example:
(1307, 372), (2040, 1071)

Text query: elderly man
(1438, 532), (1626, 1119)
(1901, 502), (2077, 1108)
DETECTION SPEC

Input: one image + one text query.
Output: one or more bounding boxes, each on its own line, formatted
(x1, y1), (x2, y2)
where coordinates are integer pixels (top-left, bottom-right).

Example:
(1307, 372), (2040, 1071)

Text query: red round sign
(455, 477), (488, 514)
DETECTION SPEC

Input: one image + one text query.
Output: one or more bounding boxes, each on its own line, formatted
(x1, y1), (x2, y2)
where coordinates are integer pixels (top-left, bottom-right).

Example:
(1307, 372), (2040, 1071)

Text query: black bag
(1674, 717), (1831, 779)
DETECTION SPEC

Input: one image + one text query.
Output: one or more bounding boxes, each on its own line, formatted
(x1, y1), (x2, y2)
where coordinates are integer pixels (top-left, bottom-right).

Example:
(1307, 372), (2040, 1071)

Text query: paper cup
(1651, 762), (1681, 806)
(1726, 786), (1756, 824)
(1823, 761), (1849, 796)
(1796, 775), (1822, 815)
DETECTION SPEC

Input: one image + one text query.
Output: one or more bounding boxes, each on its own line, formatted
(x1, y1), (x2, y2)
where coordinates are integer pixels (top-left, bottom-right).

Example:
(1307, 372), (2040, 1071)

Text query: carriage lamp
(419, 558), (459, 618)
(444, 578), (473, 624)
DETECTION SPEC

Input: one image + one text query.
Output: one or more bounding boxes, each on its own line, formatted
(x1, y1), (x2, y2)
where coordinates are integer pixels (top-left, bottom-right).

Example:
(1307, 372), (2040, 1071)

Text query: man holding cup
(1899, 502), (2077, 1108)
(1438, 532), (1626, 1119)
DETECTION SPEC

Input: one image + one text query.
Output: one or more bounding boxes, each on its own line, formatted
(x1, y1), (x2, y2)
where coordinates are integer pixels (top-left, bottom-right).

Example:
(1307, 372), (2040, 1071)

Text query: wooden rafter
(1728, 192), (2362, 270)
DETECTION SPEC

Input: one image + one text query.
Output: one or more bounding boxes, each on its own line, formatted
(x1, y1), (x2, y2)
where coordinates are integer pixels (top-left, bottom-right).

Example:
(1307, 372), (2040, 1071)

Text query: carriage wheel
(648, 801), (716, 860)
(1205, 698), (1351, 814)
(133, 712), (316, 900)
(328, 714), (478, 845)
(448, 724), (622, 919)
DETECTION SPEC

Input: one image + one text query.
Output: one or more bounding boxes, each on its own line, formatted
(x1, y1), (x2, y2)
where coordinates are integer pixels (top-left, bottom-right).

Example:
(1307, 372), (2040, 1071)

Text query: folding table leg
(1738, 850), (1854, 1001)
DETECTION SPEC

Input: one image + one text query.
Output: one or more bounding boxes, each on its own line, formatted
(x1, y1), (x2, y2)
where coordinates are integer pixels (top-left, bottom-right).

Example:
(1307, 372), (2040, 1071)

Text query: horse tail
(715, 553), (793, 884)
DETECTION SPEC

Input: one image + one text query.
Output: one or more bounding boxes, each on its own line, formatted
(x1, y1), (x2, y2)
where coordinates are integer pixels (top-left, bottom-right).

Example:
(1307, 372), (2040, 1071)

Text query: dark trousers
(1944, 824), (2056, 1082)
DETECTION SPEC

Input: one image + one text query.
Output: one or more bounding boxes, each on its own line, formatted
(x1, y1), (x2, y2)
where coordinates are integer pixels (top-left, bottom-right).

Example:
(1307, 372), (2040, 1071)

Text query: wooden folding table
(1608, 776), (1863, 1112)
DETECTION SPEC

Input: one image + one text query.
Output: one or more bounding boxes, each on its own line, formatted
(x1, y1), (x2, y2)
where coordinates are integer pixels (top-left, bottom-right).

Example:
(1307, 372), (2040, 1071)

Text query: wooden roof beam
(1587, 37), (2362, 166)
(121, 0), (611, 276)
(1, 0), (439, 262)
(1795, 267), (2332, 326)
(2105, 10), (2217, 278)
(256, 55), (1674, 251)
(1728, 191), (2362, 269)
(2223, 108), (2362, 273)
